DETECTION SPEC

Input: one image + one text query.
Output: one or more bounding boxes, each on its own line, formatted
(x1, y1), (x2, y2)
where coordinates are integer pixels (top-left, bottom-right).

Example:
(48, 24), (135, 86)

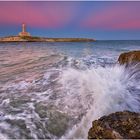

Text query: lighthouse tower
(19, 23), (31, 37)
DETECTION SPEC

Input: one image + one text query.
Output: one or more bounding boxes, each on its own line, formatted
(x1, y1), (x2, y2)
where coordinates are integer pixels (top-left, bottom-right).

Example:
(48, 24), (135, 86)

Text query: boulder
(118, 51), (140, 65)
(88, 111), (140, 139)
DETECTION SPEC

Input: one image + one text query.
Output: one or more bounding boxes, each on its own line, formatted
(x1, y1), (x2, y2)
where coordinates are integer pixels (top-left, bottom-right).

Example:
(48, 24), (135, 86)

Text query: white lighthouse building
(19, 23), (31, 37)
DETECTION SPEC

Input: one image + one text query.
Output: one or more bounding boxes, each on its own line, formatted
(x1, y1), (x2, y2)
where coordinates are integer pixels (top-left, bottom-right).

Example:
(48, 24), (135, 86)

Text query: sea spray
(0, 60), (140, 139)
(0, 42), (140, 139)
(60, 64), (140, 139)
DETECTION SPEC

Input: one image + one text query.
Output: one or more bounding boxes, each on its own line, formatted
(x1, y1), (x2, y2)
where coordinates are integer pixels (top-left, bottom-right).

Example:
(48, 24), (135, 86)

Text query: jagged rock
(118, 51), (140, 65)
(88, 111), (140, 139)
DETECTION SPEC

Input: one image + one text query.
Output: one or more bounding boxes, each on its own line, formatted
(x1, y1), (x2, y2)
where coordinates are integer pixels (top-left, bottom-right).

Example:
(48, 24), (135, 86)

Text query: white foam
(59, 64), (140, 138)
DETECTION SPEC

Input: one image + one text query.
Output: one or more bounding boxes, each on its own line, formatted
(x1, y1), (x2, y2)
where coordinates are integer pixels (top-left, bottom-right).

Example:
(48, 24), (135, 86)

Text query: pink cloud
(82, 3), (140, 30)
(0, 2), (76, 28)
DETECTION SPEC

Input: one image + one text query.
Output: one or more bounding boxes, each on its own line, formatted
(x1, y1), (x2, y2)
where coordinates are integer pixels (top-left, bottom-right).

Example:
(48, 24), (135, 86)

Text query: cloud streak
(81, 2), (140, 30)
(0, 2), (77, 28)
(0, 1), (140, 31)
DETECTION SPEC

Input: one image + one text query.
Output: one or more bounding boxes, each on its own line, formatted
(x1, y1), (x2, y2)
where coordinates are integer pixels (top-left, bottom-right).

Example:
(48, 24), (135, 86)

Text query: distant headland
(0, 23), (95, 42)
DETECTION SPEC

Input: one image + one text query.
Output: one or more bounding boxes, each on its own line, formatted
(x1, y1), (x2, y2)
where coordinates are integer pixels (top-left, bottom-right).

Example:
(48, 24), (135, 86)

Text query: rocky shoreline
(0, 36), (95, 42)
(88, 111), (140, 139)
(88, 50), (140, 139)
(118, 50), (140, 66)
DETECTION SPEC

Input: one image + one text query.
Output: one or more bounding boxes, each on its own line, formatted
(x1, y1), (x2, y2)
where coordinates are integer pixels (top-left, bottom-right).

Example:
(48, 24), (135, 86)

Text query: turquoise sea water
(0, 40), (140, 139)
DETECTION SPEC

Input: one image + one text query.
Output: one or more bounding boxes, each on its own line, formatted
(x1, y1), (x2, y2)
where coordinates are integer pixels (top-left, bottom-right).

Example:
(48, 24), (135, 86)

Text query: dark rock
(88, 111), (140, 139)
(34, 102), (70, 137)
(118, 51), (140, 65)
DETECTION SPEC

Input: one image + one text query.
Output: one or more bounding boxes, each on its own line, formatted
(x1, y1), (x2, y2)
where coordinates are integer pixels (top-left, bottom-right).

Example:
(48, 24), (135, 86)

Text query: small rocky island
(0, 24), (95, 42)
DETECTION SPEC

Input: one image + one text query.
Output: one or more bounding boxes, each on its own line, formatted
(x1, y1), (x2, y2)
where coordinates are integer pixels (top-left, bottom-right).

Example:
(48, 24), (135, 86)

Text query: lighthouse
(22, 23), (26, 32)
(19, 23), (31, 37)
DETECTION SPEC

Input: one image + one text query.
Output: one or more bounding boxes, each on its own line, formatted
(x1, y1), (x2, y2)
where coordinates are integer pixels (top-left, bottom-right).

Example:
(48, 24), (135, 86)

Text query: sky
(0, 1), (140, 40)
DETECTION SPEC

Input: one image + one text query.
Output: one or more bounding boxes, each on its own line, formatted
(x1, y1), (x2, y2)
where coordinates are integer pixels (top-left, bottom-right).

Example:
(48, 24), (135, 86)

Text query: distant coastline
(0, 35), (96, 42)
(0, 23), (95, 43)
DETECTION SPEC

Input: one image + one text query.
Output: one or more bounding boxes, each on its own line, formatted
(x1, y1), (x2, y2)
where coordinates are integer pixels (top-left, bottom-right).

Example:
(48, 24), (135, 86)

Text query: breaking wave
(60, 63), (140, 138)
(0, 49), (140, 139)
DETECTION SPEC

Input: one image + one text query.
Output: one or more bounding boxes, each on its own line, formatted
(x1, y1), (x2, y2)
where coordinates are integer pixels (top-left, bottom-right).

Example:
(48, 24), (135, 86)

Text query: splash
(59, 64), (140, 139)
(0, 45), (140, 139)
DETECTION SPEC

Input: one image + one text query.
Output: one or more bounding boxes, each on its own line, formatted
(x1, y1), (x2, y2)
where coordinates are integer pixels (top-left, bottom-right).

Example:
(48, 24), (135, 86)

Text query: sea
(0, 40), (140, 139)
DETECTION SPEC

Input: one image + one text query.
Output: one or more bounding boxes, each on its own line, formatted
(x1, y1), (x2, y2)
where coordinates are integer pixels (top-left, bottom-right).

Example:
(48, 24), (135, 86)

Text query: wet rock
(46, 110), (70, 137)
(34, 102), (48, 118)
(10, 96), (30, 108)
(88, 111), (140, 139)
(35, 102), (70, 137)
(118, 51), (140, 65)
